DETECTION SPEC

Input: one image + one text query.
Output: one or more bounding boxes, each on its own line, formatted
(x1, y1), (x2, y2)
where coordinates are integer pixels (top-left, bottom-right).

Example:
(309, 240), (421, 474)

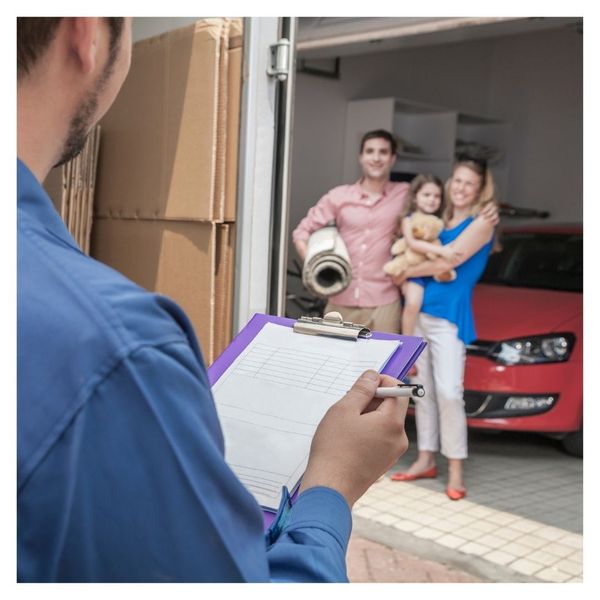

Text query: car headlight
(489, 333), (575, 365)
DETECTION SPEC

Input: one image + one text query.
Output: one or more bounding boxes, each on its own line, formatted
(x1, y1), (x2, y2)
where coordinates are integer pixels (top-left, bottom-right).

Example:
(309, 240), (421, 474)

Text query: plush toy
(383, 212), (456, 283)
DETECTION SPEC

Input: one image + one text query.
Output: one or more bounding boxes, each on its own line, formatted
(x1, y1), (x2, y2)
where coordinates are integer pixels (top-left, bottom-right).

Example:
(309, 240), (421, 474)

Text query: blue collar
(17, 158), (79, 250)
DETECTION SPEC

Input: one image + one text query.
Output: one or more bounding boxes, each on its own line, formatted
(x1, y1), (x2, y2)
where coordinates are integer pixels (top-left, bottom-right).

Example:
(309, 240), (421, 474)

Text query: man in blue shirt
(17, 17), (410, 582)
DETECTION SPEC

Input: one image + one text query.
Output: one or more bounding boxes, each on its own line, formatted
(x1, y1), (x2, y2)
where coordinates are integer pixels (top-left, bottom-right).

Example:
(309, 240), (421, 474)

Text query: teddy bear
(383, 212), (456, 283)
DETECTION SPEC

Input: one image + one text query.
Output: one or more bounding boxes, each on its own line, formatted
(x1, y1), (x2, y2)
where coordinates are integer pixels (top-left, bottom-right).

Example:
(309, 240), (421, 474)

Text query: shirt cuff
(284, 487), (352, 552)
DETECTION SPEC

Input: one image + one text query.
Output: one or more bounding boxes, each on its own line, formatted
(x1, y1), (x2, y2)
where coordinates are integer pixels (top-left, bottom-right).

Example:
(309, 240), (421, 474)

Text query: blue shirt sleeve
(267, 487), (352, 582)
(18, 341), (351, 582)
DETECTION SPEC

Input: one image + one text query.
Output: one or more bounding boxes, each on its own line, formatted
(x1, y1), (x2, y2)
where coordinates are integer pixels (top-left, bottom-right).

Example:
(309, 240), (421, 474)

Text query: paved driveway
(400, 420), (583, 534)
(349, 418), (583, 582)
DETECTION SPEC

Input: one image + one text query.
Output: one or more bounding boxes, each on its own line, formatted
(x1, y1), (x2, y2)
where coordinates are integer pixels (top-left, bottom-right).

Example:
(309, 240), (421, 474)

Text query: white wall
(289, 24), (583, 255)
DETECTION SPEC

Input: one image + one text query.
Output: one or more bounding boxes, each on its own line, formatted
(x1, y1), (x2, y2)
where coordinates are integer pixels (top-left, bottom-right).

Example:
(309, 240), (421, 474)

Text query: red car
(463, 225), (583, 456)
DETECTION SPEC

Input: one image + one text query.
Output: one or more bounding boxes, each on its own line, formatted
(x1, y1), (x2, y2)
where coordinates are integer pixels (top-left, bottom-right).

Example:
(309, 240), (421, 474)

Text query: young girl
(398, 174), (463, 340)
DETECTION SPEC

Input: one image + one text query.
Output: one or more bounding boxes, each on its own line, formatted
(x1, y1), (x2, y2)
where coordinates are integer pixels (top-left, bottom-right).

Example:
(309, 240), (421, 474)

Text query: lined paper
(212, 322), (400, 510)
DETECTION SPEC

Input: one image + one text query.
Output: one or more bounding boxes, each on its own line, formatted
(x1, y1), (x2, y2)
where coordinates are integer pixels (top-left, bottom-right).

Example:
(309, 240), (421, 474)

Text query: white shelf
(343, 97), (510, 199)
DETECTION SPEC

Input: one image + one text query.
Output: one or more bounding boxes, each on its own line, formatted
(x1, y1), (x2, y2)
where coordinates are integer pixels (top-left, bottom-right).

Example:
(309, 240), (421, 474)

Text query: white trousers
(412, 313), (468, 459)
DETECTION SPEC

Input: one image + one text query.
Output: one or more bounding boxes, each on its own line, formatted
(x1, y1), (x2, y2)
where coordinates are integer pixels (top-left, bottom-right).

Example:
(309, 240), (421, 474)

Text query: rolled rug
(302, 225), (352, 298)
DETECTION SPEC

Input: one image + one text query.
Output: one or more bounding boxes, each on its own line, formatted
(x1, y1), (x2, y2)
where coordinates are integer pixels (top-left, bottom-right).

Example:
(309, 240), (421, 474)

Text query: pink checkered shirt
(293, 180), (409, 307)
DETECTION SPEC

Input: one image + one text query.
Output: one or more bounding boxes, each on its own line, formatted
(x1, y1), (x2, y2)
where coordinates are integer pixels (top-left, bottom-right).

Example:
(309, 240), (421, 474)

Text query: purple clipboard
(207, 313), (426, 529)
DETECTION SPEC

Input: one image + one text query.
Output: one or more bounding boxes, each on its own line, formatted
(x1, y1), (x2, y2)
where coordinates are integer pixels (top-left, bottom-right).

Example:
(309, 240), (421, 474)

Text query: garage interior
(286, 17), (583, 314)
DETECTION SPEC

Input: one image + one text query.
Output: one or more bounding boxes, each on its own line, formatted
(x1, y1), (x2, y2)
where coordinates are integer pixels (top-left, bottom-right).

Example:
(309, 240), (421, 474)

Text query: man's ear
(67, 17), (101, 75)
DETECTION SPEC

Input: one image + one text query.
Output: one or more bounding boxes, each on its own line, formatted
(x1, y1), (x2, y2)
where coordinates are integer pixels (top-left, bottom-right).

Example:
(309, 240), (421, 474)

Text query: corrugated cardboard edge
(192, 20), (225, 223)
(212, 223), (235, 361)
(213, 20), (230, 223)
(224, 18), (243, 222)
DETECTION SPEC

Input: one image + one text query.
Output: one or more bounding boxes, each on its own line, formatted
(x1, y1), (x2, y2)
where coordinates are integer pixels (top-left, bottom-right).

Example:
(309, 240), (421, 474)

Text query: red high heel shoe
(390, 466), (437, 481)
(446, 486), (467, 501)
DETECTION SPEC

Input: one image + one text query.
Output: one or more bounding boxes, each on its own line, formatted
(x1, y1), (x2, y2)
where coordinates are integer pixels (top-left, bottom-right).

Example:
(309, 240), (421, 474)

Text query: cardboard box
(95, 19), (242, 222)
(91, 218), (234, 364)
(90, 19), (242, 363)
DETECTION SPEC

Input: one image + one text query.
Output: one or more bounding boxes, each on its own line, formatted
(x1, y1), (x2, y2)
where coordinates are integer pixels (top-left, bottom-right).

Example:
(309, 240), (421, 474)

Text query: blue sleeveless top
(420, 217), (494, 344)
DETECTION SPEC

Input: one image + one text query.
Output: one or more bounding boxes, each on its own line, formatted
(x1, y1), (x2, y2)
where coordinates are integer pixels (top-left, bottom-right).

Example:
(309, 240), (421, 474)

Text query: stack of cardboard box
(90, 19), (243, 364)
(44, 125), (101, 255)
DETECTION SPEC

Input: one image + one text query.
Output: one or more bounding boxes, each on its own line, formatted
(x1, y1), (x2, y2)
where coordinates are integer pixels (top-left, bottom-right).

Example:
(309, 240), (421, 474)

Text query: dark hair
(396, 174), (444, 233)
(17, 17), (125, 80)
(455, 153), (488, 173)
(359, 129), (397, 155)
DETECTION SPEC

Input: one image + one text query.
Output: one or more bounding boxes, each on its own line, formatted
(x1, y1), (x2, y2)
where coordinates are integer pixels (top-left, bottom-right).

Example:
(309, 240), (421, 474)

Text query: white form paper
(211, 322), (401, 510)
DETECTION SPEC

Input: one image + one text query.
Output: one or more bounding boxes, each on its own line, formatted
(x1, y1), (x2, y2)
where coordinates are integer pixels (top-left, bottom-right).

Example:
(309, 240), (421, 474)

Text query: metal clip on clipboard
(293, 311), (426, 399)
(293, 311), (371, 341)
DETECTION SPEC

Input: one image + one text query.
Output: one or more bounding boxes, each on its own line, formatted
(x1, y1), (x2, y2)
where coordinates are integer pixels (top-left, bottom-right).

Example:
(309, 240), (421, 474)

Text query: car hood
(472, 284), (582, 341)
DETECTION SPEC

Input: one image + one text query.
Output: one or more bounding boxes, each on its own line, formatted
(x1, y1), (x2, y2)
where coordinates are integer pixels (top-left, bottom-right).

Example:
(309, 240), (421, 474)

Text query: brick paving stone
(427, 506), (453, 519)
(429, 519), (462, 533)
(485, 512), (518, 526)
(395, 509), (419, 521)
(354, 506), (378, 519)
(403, 499), (434, 511)
(409, 512), (438, 526)
(499, 542), (533, 558)
(372, 513), (400, 526)
(516, 534), (549, 550)
(527, 549), (562, 567)
(554, 559), (583, 577)
(470, 520), (499, 533)
(483, 549), (516, 566)
(452, 527), (483, 541)
(458, 541), (491, 556)
(543, 542), (578, 559)
(437, 534), (466, 549)
(392, 519), (421, 533)
(476, 534), (506, 549)
(346, 535), (481, 583)
(426, 494), (453, 506)
(507, 519), (543, 534)
(468, 506), (495, 518)
(509, 558), (545, 576)
(536, 567), (572, 583)
(536, 526), (568, 542)
(413, 527), (444, 540)
(494, 527), (524, 542)
(446, 513), (476, 526)
(560, 534), (583, 550)
(569, 550), (583, 563)
(371, 500), (397, 511)
(401, 487), (431, 499)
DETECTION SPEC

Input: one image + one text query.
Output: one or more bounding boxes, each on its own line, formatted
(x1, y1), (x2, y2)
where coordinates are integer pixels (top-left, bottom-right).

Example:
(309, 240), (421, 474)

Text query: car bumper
(462, 356), (582, 433)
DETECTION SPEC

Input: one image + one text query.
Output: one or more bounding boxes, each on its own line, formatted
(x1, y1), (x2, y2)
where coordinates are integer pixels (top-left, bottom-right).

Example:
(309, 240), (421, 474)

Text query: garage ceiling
(297, 17), (582, 59)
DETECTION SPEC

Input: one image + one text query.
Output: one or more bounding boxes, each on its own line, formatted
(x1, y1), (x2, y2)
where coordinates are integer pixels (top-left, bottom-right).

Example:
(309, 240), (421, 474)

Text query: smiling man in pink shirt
(293, 129), (409, 333)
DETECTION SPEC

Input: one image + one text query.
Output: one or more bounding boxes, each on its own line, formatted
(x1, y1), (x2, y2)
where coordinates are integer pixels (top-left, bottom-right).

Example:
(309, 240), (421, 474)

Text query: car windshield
(480, 232), (582, 292)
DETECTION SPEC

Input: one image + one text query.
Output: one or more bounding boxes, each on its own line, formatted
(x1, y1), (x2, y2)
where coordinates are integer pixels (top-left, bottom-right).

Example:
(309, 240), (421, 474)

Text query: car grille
(464, 391), (558, 418)
(465, 340), (496, 358)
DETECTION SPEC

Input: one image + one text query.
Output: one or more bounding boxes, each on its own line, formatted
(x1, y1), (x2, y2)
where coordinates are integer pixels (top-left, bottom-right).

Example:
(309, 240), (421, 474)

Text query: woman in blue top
(390, 157), (497, 500)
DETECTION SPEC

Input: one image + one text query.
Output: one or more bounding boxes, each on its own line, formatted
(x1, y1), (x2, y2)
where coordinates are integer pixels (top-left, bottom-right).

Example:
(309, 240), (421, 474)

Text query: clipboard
(208, 312), (426, 528)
